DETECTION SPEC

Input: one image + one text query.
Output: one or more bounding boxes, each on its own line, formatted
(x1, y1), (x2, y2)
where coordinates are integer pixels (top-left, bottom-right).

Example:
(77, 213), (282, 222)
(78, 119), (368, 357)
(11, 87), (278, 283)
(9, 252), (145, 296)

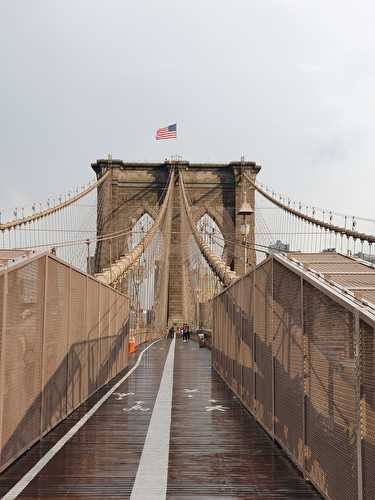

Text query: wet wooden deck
(0, 337), (321, 499)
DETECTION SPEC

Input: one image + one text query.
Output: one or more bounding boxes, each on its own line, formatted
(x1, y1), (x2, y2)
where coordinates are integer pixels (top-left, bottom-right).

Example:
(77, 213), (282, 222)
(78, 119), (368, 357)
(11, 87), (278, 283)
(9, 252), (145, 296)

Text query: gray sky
(1, 1), (374, 219)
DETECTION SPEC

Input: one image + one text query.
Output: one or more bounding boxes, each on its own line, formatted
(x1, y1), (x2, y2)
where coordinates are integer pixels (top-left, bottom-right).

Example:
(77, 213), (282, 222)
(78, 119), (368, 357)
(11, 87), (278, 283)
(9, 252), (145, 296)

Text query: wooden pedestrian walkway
(0, 337), (321, 499)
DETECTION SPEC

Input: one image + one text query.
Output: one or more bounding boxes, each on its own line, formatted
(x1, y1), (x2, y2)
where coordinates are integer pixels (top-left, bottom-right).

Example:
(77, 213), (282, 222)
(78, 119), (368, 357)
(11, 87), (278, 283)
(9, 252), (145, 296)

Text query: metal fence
(0, 252), (129, 473)
(212, 254), (375, 500)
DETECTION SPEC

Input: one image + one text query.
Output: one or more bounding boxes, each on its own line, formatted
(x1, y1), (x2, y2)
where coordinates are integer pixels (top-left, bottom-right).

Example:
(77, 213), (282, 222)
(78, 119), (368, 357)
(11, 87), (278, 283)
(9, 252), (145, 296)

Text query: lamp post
(238, 191), (254, 274)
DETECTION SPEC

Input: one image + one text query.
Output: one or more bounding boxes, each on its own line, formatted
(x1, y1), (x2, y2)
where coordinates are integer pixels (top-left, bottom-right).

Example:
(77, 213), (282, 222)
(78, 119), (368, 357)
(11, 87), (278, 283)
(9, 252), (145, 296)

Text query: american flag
(155, 123), (177, 140)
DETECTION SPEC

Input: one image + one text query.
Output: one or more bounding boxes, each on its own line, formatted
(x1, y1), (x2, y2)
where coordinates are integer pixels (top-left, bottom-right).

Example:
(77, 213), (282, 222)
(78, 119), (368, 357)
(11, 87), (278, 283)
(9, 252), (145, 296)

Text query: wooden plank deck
(0, 337), (321, 499)
(0, 340), (170, 499)
(167, 339), (320, 499)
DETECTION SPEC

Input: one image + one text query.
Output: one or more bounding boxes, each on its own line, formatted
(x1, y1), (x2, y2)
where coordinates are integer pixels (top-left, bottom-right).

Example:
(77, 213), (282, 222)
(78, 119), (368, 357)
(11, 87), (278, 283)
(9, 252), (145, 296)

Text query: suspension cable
(245, 173), (375, 245)
(95, 169), (176, 287)
(179, 170), (238, 287)
(0, 171), (110, 231)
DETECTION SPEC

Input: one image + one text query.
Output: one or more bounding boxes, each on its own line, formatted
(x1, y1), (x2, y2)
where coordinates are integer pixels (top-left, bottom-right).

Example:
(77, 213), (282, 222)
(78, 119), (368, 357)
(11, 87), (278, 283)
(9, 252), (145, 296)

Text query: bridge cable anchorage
(245, 173), (375, 246)
(0, 171), (110, 232)
(179, 171), (239, 287)
(94, 169), (176, 287)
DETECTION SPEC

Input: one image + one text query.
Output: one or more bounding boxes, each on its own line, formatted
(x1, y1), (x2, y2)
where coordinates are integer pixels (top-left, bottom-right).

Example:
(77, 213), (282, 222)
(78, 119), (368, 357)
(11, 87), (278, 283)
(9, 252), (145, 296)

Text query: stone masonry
(92, 159), (261, 325)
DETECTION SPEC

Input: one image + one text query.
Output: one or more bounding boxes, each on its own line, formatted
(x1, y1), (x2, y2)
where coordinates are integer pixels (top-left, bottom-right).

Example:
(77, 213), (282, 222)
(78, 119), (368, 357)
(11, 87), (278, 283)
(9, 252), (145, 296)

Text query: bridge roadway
(0, 337), (320, 499)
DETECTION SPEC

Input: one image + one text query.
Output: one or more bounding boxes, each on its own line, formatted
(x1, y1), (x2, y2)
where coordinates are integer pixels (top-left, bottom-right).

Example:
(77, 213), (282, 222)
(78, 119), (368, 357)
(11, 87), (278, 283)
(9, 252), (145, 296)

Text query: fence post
(355, 312), (363, 500)
(108, 288), (112, 383)
(85, 274), (90, 395)
(66, 265), (72, 415)
(252, 264), (256, 414)
(0, 267), (8, 465)
(301, 275), (307, 477)
(271, 258), (275, 438)
(40, 255), (49, 436)
(98, 284), (101, 389)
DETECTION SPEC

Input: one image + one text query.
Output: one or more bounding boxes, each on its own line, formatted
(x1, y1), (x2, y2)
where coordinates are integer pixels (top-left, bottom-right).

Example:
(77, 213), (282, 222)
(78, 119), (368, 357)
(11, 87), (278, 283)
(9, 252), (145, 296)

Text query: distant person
(168, 326), (175, 339)
(186, 323), (190, 341)
(182, 324), (187, 342)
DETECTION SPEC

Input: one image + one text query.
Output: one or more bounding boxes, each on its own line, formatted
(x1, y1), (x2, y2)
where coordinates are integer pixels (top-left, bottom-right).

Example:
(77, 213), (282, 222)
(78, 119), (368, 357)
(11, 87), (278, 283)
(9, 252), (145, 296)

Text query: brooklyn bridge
(0, 158), (374, 499)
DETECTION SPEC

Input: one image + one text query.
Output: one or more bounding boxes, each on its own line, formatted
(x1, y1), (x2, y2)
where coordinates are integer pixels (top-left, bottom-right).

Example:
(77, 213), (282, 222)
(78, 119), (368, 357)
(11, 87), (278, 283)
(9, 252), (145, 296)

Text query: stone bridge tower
(92, 159), (261, 324)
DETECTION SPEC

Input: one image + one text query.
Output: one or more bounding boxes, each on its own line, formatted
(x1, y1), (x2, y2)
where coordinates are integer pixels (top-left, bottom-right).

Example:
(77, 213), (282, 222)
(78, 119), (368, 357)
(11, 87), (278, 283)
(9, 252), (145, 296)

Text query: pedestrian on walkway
(185, 323), (190, 341)
(168, 325), (175, 339)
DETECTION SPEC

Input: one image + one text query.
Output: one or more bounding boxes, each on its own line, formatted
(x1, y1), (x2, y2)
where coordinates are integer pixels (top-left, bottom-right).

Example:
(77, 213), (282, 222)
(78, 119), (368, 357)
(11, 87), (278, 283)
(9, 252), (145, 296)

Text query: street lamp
(238, 191), (254, 273)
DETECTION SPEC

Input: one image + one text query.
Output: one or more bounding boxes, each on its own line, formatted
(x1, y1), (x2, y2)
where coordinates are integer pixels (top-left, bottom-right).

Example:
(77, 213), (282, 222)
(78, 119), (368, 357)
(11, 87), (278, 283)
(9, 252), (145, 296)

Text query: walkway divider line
(2, 338), (162, 500)
(130, 335), (176, 500)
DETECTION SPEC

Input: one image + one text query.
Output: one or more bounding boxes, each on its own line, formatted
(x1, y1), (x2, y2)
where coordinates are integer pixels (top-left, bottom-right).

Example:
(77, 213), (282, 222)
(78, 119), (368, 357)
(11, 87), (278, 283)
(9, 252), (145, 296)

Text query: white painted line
(130, 336), (176, 500)
(2, 338), (162, 500)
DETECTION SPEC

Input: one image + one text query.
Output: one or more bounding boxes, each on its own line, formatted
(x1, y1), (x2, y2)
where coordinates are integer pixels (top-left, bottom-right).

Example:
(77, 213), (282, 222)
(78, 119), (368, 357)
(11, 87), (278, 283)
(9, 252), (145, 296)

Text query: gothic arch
(192, 205), (235, 266)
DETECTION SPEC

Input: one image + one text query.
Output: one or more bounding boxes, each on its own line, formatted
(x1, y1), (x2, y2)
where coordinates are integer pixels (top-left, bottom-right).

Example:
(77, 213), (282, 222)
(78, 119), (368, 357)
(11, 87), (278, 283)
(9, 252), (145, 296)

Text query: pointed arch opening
(127, 212), (158, 331)
(129, 212), (155, 250)
(196, 213), (225, 259)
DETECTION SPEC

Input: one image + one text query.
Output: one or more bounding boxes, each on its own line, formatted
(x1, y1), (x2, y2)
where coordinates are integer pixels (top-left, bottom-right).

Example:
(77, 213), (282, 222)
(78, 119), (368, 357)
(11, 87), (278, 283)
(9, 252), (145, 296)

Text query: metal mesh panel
(213, 295), (224, 378)
(254, 259), (273, 432)
(361, 290), (375, 306)
(220, 295), (225, 376)
(41, 259), (69, 435)
(303, 281), (357, 500)
(233, 280), (243, 396)
(211, 254), (372, 498)
(228, 287), (237, 390)
(114, 295), (122, 375)
(289, 253), (349, 264)
(99, 286), (110, 386)
(116, 294), (125, 374)
(228, 289), (233, 386)
(112, 293), (123, 378)
(219, 295), (225, 378)
(1, 257), (45, 469)
(200, 300), (213, 333)
(212, 299), (217, 367)
(0, 272), (4, 467)
(87, 277), (100, 396)
(212, 298), (220, 369)
(273, 261), (304, 466)
(0, 272), (4, 354)
(219, 294), (226, 378)
(116, 297), (127, 374)
(0, 273), (3, 369)
(306, 262), (367, 273)
(0, 254), (129, 473)
(123, 297), (129, 370)
(212, 274), (254, 410)
(360, 319), (375, 500)
(241, 273), (254, 411)
(109, 292), (119, 379)
(67, 271), (87, 412)
(328, 274), (375, 288)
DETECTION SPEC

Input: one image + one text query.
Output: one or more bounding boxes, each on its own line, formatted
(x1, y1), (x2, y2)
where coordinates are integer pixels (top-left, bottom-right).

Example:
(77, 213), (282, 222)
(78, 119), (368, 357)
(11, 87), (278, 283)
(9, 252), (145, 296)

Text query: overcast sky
(1, 1), (374, 219)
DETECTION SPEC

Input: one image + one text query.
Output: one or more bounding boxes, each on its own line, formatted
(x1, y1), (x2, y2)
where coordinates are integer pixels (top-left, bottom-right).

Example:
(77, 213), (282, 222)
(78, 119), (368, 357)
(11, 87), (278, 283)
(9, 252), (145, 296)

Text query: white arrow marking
(123, 403), (150, 413)
(1, 338), (161, 500)
(114, 392), (135, 400)
(205, 405), (229, 413)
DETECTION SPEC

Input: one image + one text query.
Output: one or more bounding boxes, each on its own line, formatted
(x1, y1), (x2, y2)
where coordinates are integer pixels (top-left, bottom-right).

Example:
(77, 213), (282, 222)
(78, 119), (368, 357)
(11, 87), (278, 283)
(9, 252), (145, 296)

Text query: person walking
(168, 325), (175, 339)
(186, 323), (190, 341)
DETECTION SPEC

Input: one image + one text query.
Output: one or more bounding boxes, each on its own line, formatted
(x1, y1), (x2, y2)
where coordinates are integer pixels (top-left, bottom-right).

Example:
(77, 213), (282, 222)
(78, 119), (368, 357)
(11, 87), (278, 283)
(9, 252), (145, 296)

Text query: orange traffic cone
(128, 336), (136, 354)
